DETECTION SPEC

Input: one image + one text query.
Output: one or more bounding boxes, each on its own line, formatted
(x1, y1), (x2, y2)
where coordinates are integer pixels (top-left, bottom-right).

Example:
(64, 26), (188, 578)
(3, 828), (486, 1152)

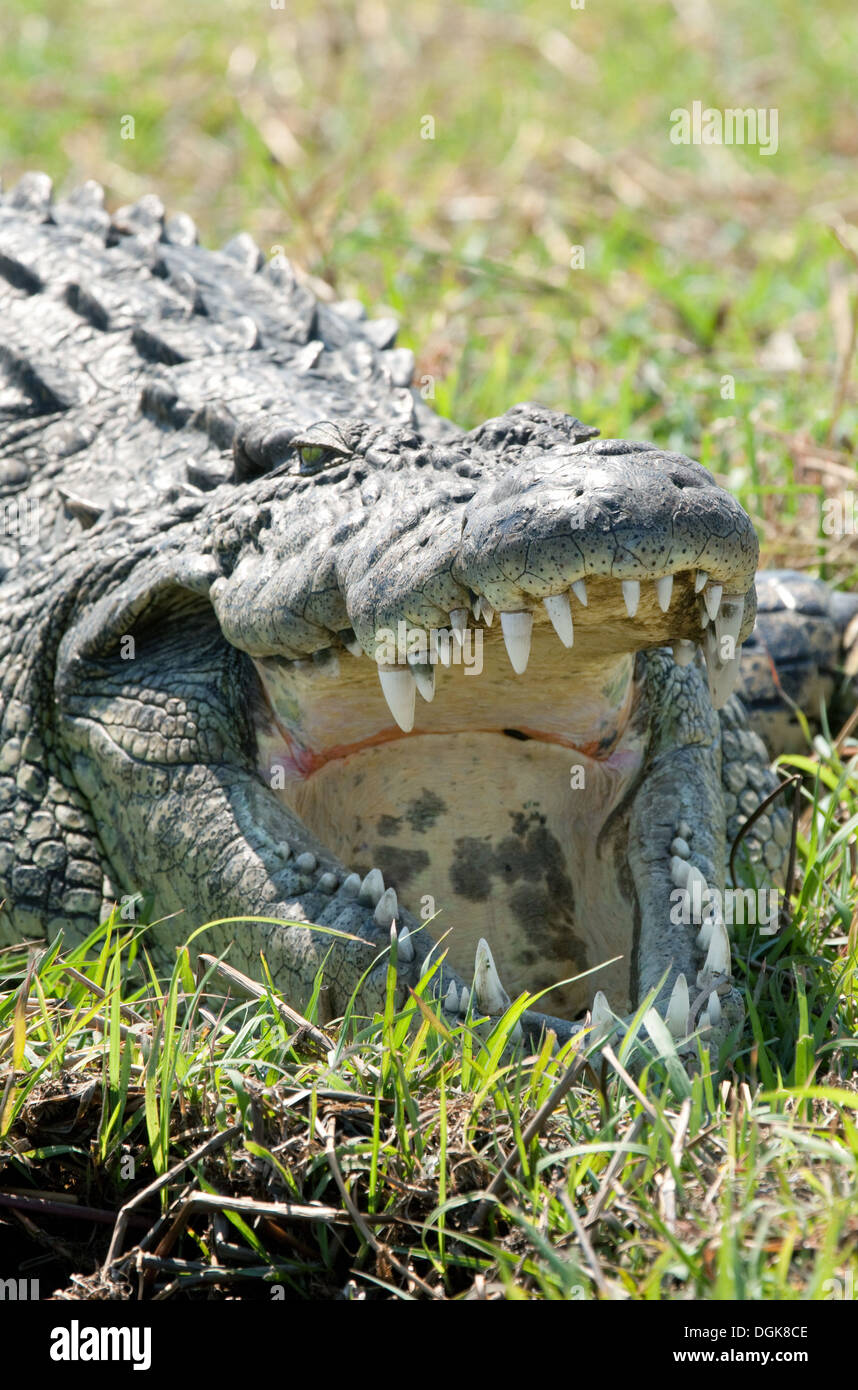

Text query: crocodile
(1, 171), (857, 1055)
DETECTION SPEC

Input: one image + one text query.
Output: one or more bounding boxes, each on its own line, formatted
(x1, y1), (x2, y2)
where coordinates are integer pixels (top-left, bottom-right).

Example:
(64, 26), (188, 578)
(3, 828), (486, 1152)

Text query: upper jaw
(207, 420), (759, 716)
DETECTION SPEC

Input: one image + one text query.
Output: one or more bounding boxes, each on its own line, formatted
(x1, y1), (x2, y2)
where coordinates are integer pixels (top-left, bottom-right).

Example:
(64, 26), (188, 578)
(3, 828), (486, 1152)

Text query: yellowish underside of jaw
(256, 630), (649, 1016)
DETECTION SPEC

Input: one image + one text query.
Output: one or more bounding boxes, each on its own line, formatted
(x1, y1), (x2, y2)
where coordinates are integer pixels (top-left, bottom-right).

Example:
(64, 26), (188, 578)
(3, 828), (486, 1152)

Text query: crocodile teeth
(341, 872), (361, 899)
(694, 570), (708, 593)
(685, 864), (708, 897)
(622, 580), (640, 618)
(671, 856), (691, 889)
(543, 593), (574, 647)
(671, 836), (690, 859)
(480, 599), (495, 626)
(707, 989), (721, 1026)
(434, 631), (453, 667)
(655, 574), (674, 612)
(474, 937), (509, 1015)
(715, 594), (745, 651)
(449, 609), (468, 646)
(378, 665), (416, 732)
(358, 867), (385, 907)
(703, 583), (723, 622)
(393, 917), (415, 962)
(590, 990), (613, 1043)
(699, 918), (730, 982)
(500, 611), (533, 674)
(672, 639), (697, 667)
(444, 981), (459, 1013)
(665, 973), (689, 1039)
(571, 579), (588, 607)
(409, 661), (435, 703)
(459, 986), (470, 1015)
(344, 638), (363, 657)
(374, 886), (398, 930)
(696, 918), (714, 951)
(702, 628), (741, 709)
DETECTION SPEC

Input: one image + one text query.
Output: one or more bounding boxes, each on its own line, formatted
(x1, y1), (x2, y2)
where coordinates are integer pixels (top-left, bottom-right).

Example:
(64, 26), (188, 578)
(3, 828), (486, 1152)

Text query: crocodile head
(202, 403), (757, 1020)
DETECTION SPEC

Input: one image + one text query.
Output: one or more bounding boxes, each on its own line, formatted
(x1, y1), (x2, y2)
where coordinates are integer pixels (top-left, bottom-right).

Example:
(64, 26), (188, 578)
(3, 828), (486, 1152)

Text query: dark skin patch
(374, 845), (430, 889)
(449, 837), (496, 901)
(376, 814), (402, 837)
(450, 810), (585, 966)
(404, 789), (446, 834)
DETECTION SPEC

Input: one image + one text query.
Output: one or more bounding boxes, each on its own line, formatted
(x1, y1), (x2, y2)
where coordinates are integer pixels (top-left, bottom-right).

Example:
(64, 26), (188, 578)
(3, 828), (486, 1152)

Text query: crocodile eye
(299, 445), (328, 468)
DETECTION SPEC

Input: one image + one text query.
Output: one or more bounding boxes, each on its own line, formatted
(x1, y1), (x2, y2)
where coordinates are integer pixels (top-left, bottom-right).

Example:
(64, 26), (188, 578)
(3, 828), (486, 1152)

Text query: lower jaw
(261, 726), (647, 1017)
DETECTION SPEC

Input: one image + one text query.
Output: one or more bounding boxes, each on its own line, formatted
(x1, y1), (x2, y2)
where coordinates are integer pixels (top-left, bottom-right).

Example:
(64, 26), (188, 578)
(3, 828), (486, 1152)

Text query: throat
(255, 640), (648, 1015)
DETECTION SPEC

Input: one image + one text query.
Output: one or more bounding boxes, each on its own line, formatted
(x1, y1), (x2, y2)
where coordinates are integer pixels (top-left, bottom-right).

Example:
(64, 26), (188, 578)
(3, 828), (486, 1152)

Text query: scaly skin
(1, 173), (857, 1058)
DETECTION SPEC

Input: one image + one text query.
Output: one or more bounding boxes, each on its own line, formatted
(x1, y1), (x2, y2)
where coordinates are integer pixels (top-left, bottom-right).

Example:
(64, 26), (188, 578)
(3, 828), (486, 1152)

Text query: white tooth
(449, 608), (468, 646)
(707, 990), (721, 1026)
(715, 594), (745, 649)
(543, 593), (574, 647)
(590, 990), (613, 1043)
(433, 630), (453, 666)
(378, 665), (416, 731)
(699, 1007), (710, 1030)
(694, 570), (708, 593)
(671, 837), (690, 859)
(409, 662), (435, 703)
(474, 937), (509, 1015)
(711, 657), (740, 708)
(472, 597), (482, 621)
(696, 918), (714, 951)
(703, 583), (723, 622)
(672, 639), (696, 666)
(655, 574), (674, 612)
(671, 856), (691, 888)
(622, 579), (640, 618)
(571, 579), (588, 607)
(344, 638), (363, 657)
(445, 981), (459, 1013)
(703, 628), (740, 709)
(358, 867), (385, 907)
(500, 610), (533, 674)
(699, 919), (731, 983)
(481, 600), (495, 626)
(686, 864), (708, 895)
(459, 986), (470, 1016)
(374, 888), (398, 930)
(681, 866), (708, 922)
(396, 920), (415, 962)
(665, 974), (689, 1039)
(341, 872), (361, 898)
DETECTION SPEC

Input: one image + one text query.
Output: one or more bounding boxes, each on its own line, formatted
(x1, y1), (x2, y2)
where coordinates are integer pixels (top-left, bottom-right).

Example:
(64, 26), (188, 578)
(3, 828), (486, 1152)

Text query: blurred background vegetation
(1, 0), (856, 580)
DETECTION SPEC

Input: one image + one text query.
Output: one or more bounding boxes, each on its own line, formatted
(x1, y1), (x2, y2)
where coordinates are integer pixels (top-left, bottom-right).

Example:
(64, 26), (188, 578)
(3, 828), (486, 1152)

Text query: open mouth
(199, 415), (758, 1031)
(246, 564), (751, 1019)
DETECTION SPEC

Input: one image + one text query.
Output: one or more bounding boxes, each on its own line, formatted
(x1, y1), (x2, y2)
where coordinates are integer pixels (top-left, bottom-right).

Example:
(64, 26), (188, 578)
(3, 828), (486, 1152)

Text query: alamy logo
(670, 883), (779, 935)
(50, 1320), (152, 1371)
(374, 620), (483, 674)
(670, 102), (779, 156)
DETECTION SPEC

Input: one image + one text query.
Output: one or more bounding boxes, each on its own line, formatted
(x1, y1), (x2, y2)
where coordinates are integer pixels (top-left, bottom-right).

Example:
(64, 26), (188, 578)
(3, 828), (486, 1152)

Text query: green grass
(0, 0), (857, 1300)
(0, 728), (856, 1299)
